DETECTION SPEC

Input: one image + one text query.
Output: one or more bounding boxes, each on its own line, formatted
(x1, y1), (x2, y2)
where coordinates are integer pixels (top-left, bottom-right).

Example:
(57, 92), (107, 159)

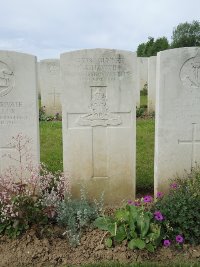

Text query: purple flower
(163, 240), (171, 247)
(133, 201), (141, 206)
(127, 200), (133, 205)
(170, 183), (178, 189)
(143, 195), (153, 203)
(157, 191), (164, 198)
(154, 211), (164, 221)
(176, 235), (184, 243)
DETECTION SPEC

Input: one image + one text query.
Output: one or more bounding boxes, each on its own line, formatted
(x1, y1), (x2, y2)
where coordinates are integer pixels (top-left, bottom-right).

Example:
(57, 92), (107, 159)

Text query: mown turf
(136, 118), (155, 193)
(40, 117), (155, 193)
(40, 121), (63, 173)
(140, 95), (147, 107)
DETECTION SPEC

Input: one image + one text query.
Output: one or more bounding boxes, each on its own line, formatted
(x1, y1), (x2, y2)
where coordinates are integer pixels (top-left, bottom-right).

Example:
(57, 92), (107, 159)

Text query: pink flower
(157, 191), (164, 198)
(170, 183), (178, 189)
(143, 195), (153, 203)
(176, 235), (184, 243)
(154, 211), (164, 221)
(163, 239), (171, 247)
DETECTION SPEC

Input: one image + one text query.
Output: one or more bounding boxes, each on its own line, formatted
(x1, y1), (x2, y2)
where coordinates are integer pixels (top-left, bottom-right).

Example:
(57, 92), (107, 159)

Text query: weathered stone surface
(136, 57), (148, 107)
(0, 51), (39, 173)
(61, 49), (136, 204)
(154, 47), (200, 194)
(148, 56), (156, 113)
(39, 59), (61, 116)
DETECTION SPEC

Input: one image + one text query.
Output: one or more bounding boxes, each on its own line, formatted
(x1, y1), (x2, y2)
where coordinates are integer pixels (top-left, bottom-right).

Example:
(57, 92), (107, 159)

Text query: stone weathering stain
(61, 49), (136, 204)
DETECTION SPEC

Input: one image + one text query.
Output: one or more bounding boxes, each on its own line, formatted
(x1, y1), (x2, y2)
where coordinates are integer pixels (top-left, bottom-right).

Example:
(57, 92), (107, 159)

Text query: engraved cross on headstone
(68, 85), (130, 179)
(48, 88), (61, 107)
(0, 145), (15, 174)
(178, 123), (200, 169)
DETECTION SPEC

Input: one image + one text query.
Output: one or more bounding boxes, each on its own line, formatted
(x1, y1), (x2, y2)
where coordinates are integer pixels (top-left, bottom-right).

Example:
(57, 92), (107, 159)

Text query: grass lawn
(40, 121), (63, 173)
(40, 117), (155, 194)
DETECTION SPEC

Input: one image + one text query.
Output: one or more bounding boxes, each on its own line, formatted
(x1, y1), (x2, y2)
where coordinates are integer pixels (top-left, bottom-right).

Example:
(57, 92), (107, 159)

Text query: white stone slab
(154, 47), (200, 194)
(148, 56), (156, 113)
(136, 57), (148, 107)
(61, 49), (136, 204)
(39, 59), (62, 116)
(0, 51), (40, 174)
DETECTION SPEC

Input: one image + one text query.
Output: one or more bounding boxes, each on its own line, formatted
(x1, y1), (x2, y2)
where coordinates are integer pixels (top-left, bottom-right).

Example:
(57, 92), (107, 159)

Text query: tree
(137, 37), (169, 57)
(171, 20), (200, 48)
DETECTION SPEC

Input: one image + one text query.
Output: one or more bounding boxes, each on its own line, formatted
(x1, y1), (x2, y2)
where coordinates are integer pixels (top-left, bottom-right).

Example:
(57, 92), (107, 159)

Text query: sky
(0, 0), (199, 59)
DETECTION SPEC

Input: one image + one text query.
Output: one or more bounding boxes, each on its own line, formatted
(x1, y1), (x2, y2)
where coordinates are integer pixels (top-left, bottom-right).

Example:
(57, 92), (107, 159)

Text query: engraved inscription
(180, 53), (200, 88)
(77, 86), (122, 127)
(0, 101), (28, 125)
(0, 61), (14, 97)
(47, 63), (59, 74)
(76, 55), (132, 82)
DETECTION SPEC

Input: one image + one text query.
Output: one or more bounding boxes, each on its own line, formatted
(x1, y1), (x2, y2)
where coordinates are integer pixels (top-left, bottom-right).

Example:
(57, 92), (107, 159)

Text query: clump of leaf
(94, 200), (161, 252)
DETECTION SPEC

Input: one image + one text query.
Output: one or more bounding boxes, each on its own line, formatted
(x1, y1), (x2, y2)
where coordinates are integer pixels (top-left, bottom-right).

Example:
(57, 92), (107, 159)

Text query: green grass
(136, 118), (155, 193)
(140, 95), (147, 107)
(40, 121), (63, 173)
(40, 118), (155, 193)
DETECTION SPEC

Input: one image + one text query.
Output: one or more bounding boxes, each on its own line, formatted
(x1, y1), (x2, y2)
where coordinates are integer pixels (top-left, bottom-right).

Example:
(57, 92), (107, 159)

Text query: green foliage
(39, 106), (62, 122)
(136, 119), (154, 192)
(137, 37), (169, 57)
(136, 107), (146, 118)
(171, 20), (200, 48)
(0, 195), (47, 238)
(154, 165), (200, 244)
(57, 190), (103, 246)
(40, 121), (63, 173)
(94, 203), (161, 252)
(140, 86), (148, 96)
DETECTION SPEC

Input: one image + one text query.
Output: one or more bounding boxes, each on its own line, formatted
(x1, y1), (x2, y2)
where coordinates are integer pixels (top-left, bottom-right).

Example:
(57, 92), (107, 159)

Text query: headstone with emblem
(154, 47), (200, 195)
(61, 49), (136, 204)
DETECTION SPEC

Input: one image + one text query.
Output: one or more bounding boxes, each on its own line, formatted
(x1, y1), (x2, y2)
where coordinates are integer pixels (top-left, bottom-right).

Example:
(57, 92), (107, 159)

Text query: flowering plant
(94, 195), (161, 252)
(0, 134), (70, 238)
(153, 167), (200, 245)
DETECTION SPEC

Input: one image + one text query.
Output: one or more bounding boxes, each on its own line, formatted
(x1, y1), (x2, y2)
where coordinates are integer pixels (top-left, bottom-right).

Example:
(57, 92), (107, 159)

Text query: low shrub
(0, 134), (70, 238)
(154, 165), (200, 245)
(94, 196), (161, 252)
(57, 188), (104, 246)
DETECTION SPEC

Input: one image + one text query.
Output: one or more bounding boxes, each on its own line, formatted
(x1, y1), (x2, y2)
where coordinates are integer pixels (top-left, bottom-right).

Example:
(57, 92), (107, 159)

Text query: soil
(0, 225), (200, 267)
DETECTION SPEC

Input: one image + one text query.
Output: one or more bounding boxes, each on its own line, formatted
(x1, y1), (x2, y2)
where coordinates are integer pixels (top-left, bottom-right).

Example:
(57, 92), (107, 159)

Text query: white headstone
(39, 59), (62, 116)
(136, 57), (148, 107)
(0, 51), (39, 174)
(61, 49), (136, 204)
(148, 56), (156, 113)
(154, 47), (200, 194)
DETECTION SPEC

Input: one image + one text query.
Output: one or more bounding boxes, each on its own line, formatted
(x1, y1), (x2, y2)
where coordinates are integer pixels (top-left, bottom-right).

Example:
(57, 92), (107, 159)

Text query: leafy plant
(94, 197), (161, 252)
(0, 134), (70, 238)
(57, 189), (104, 246)
(154, 165), (200, 245)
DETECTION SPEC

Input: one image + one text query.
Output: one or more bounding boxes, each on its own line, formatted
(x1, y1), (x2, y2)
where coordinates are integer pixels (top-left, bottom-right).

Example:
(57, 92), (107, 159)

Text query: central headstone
(61, 49), (136, 203)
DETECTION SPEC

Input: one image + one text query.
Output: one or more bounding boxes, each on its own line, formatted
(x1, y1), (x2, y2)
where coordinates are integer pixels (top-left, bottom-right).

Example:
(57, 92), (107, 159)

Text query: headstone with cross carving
(39, 59), (62, 116)
(61, 49), (136, 204)
(154, 47), (200, 195)
(0, 51), (39, 175)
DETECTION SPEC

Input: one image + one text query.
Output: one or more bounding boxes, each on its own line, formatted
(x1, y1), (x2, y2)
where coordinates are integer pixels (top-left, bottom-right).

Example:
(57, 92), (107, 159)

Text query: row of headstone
(0, 48), (199, 204)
